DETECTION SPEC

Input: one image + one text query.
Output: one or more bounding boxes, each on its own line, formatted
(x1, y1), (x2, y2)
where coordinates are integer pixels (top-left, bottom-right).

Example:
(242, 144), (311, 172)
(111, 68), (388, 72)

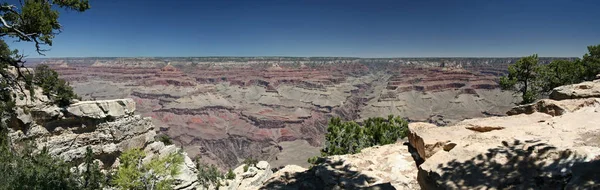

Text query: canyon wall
(27, 57), (568, 169)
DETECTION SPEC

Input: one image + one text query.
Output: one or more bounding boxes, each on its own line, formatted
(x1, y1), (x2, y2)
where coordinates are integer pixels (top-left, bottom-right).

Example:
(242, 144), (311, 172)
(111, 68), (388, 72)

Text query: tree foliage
(582, 45), (600, 80)
(156, 133), (173, 145)
(538, 59), (585, 92)
(500, 44), (600, 104)
(321, 115), (408, 156)
(33, 64), (78, 106)
(0, 144), (81, 189)
(242, 157), (258, 172)
(112, 148), (184, 190)
(0, 0), (89, 93)
(80, 146), (105, 190)
(500, 54), (542, 104)
(225, 169), (236, 180)
(196, 161), (223, 189)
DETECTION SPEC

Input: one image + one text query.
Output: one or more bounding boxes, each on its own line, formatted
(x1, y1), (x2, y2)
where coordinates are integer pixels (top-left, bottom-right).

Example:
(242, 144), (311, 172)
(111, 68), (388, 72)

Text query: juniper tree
(0, 0), (89, 91)
(500, 54), (542, 104)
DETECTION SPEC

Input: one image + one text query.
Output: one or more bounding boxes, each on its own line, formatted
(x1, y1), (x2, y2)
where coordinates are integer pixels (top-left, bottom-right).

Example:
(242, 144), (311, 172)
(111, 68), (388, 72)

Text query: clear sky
(8, 0), (600, 58)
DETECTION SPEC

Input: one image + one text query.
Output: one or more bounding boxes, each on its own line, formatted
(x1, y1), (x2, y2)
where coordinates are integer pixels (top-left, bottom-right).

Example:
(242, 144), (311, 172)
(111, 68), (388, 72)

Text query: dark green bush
(226, 169), (236, 180)
(196, 161), (223, 189)
(243, 157), (258, 167)
(33, 65), (79, 107)
(0, 142), (81, 189)
(321, 115), (408, 156)
(156, 133), (173, 145)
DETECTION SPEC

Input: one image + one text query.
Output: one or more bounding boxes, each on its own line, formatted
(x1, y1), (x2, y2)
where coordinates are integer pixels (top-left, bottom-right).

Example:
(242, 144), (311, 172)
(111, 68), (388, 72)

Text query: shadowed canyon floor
(26, 57), (566, 169)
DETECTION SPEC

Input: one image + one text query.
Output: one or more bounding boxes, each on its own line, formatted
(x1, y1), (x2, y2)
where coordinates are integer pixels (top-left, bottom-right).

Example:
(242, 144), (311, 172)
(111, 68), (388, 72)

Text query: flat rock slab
(417, 97), (600, 189)
(67, 98), (136, 119)
(550, 80), (600, 100)
(261, 142), (420, 190)
(408, 122), (474, 160)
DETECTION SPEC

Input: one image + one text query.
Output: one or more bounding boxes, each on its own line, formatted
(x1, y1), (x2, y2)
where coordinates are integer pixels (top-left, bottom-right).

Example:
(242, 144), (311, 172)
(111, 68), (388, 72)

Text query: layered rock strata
(6, 80), (199, 189)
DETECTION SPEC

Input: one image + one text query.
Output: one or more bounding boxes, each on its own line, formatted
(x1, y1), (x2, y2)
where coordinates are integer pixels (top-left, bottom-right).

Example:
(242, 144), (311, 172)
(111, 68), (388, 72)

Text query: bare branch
(0, 4), (49, 55)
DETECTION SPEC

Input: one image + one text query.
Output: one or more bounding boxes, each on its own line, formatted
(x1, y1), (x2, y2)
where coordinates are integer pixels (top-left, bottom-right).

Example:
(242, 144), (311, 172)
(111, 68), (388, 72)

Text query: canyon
(27, 57), (565, 170)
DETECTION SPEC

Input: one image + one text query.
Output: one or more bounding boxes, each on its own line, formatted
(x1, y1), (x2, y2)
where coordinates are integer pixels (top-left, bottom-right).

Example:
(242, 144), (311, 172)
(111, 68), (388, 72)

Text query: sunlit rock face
(28, 57), (568, 169)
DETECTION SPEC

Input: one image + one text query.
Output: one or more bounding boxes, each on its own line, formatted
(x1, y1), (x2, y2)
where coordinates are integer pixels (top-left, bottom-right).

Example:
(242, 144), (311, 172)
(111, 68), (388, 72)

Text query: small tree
(112, 148), (184, 190)
(81, 146), (105, 190)
(582, 44), (600, 80)
(33, 65), (79, 106)
(0, 0), (89, 96)
(500, 54), (542, 105)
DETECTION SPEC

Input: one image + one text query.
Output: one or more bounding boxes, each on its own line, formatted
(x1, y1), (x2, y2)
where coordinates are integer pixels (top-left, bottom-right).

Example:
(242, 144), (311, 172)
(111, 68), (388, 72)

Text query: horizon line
(24, 56), (580, 59)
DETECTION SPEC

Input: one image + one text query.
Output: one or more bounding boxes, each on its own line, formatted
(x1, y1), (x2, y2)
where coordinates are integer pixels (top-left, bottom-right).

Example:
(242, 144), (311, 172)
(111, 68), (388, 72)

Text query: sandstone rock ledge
(409, 82), (600, 189)
(260, 142), (419, 190)
(8, 96), (199, 189)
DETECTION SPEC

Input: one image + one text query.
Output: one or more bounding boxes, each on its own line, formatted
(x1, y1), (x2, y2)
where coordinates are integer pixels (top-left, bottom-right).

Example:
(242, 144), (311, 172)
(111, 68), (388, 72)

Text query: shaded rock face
(7, 89), (199, 189)
(550, 79), (600, 100)
(28, 57), (531, 169)
(409, 90), (600, 189)
(220, 161), (274, 190)
(261, 142), (419, 190)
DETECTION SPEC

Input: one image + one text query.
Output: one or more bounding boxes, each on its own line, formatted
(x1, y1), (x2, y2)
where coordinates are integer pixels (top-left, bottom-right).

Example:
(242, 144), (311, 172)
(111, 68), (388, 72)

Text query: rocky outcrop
(408, 122), (474, 160)
(143, 142), (199, 189)
(66, 99), (136, 119)
(217, 161), (273, 190)
(507, 98), (600, 116)
(261, 142), (419, 189)
(7, 88), (199, 189)
(550, 80), (600, 100)
(412, 96), (600, 189)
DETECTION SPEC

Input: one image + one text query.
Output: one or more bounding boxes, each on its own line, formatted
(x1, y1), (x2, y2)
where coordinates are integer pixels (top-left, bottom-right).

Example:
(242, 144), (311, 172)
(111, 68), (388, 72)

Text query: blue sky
(8, 0), (600, 58)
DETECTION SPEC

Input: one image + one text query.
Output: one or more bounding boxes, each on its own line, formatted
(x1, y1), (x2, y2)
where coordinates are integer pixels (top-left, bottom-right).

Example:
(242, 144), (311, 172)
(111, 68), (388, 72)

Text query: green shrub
(307, 156), (320, 165)
(582, 44), (600, 80)
(242, 157), (258, 172)
(0, 143), (81, 189)
(112, 148), (183, 190)
(243, 157), (258, 167)
(81, 146), (105, 190)
(226, 169), (236, 180)
(33, 65), (79, 107)
(321, 115), (408, 156)
(156, 134), (173, 145)
(197, 161), (223, 189)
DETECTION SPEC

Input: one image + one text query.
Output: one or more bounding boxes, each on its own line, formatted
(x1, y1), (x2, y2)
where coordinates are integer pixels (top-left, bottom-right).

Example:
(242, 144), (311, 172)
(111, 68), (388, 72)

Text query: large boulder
(550, 80), (600, 100)
(417, 97), (600, 189)
(66, 99), (136, 119)
(508, 98), (600, 116)
(408, 122), (474, 160)
(261, 142), (420, 189)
